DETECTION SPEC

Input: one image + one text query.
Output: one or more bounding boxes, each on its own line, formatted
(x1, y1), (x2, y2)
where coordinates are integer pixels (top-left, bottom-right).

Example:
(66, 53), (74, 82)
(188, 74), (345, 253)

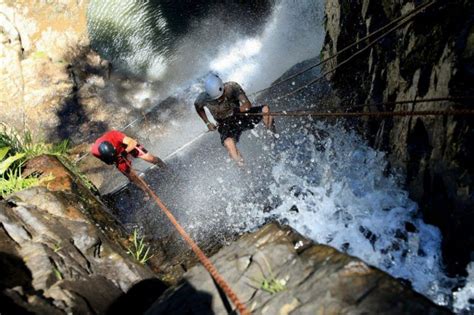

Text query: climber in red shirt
(91, 130), (166, 178)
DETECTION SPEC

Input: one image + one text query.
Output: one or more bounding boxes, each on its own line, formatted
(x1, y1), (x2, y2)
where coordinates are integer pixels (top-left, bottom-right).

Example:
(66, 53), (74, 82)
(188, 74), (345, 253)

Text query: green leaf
(0, 147), (10, 161)
(0, 153), (25, 175)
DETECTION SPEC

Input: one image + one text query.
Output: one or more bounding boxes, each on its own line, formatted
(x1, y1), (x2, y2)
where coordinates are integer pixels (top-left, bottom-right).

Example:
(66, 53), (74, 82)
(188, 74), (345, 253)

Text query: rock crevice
(322, 0), (474, 275)
(0, 156), (157, 314)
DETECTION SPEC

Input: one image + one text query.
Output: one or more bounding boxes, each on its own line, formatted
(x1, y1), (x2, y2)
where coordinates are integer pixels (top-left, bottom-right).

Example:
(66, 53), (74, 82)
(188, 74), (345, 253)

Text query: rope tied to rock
(132, 174), (251, 315)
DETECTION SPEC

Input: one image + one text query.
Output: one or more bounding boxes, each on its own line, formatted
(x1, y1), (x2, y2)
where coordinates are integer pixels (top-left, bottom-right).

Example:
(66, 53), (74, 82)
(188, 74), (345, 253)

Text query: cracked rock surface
(322, 0), (474, 275)
(146, 223), (449, 314)
(0, 155), (156, 314)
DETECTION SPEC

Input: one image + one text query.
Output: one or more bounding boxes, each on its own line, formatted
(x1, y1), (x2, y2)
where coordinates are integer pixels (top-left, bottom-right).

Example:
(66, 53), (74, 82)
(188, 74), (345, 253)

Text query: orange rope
(240, 109), (474, 118)
(251, 0), (437, 97)
(132, 174), (251, 315)
(273, 0), (437, 101)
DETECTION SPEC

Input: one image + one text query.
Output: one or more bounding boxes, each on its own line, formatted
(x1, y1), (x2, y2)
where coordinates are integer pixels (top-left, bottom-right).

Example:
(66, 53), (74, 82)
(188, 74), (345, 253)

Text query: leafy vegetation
(0, 124), (69, 159)
(0, 167), (41, 197)
(0, 144), (35, 197)
(249, 256), (287, 294)
(255, 276), (287, 294)
(0, 123), (94, 197)
(126, 228), (154, 264)
(52, 266), (63, 281)
(53, 242), (62, 253)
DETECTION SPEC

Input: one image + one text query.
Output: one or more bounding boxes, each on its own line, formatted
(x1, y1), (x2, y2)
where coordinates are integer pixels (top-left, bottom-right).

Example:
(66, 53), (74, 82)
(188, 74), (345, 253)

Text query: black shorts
(217, 106), (263, 145)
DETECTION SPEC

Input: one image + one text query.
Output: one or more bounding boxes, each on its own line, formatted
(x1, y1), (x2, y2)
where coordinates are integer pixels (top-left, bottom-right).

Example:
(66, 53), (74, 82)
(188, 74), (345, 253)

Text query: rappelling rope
(74, 0), (436, 164)
(272, 0), (437, 101)
(240, 95), (474, 119)
(250, 0), (437, 98)
(338, 96), (474, 111)
(240, 109), (474, 118)
(132, 173), (251, 315)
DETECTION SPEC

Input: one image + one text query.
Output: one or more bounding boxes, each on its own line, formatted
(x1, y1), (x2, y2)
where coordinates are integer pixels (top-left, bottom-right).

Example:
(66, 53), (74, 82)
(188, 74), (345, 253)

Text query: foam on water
(229, 122), (452, 303)
(454, 262), (474, 313)
(88, 1), (473, 312)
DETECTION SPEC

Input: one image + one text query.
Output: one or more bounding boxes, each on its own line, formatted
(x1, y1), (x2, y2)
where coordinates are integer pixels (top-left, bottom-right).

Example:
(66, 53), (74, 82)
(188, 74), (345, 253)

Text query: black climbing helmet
(98, 141), (116, 164)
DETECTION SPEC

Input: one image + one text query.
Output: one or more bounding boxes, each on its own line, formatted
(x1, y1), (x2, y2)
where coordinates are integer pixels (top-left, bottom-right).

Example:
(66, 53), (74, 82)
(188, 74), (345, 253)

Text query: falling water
(88, 1), (472, 312)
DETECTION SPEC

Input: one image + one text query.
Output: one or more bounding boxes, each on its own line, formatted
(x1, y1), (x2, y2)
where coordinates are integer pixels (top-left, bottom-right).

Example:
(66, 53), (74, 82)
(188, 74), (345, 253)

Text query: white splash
(209, 1), (324, 92)
(454, 262), (474, 313)
(237, 122), (450, 299)
(89, 1), (471, 312)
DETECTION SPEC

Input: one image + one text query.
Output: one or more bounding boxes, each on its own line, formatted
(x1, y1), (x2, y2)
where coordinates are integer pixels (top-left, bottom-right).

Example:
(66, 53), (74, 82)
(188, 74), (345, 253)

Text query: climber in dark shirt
(194, 73), (275, 166)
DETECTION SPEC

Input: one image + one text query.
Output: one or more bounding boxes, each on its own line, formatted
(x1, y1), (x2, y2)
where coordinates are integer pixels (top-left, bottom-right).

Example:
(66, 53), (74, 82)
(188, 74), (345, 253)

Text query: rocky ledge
(0, 155), (161, 314)
(0, 155), (450, 314)
(148, 223), (449, 314)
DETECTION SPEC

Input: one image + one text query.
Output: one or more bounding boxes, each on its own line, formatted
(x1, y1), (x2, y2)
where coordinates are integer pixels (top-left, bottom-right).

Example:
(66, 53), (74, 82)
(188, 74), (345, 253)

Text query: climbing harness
(107, 131), (211, 195)
(131, 172), (251, 315)
(75, 0), (437, 164)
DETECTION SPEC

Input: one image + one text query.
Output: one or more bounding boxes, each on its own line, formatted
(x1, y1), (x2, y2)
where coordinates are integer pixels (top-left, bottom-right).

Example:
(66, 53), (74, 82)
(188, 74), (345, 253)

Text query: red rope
(132, 174), (251, 315)
(240, 109), (474, 118)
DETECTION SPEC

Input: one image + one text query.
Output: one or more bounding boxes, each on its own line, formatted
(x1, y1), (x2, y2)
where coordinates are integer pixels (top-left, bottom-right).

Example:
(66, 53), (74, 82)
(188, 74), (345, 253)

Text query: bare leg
(139, 153), (167, 168)
(223, 137), (244, 166)
(262, 105), (275, 132)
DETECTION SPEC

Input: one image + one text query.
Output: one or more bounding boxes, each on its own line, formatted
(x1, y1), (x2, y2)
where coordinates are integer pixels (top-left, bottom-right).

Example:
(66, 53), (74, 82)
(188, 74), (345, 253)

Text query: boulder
(146, 223), (449, 314)
(0, 155), (159, 314)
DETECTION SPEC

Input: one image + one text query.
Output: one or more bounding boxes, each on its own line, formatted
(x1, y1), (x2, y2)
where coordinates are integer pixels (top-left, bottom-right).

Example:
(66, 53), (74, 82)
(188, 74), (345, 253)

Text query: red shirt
(91, 130), (130, 173)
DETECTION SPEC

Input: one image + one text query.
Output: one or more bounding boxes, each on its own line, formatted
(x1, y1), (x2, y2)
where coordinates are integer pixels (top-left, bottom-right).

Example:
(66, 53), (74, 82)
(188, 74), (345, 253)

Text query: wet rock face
(322, 0), (474, 275)
(0, 155), (157, 314)
(146, 223), (449, 314)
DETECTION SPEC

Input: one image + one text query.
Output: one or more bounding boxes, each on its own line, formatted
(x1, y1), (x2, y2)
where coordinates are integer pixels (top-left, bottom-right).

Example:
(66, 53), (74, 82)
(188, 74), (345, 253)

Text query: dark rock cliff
(322, 0), (474, 276)
(0, 156), (162, 314)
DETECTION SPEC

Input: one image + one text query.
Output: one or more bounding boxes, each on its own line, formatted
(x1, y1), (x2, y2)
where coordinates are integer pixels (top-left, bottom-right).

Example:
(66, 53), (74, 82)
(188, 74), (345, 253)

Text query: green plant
(31, 50), (48, 59)
(0, 125), (23, 154)
(0, 124), (98, 196)
(0, 167), (40, 198)
(0, 123), (69, 159)
(52, 266), (63, 280)
(250, 273), (287, 294)
(256, 277), (287, 294)
(0, 147), (9, 160)
(20, 131), (69, 159)
(53, 242), (62, 253)
(0, 145), (36, 197)
(0, 148), (25, 175)
(126, 229), (154, 264)
(0, 124), (75, 197)
(248, 256), (287, 294)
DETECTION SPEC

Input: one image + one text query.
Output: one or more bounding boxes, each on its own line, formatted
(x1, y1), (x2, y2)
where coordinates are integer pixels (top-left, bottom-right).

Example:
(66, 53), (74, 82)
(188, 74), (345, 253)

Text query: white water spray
(89, 1), (472, 312)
